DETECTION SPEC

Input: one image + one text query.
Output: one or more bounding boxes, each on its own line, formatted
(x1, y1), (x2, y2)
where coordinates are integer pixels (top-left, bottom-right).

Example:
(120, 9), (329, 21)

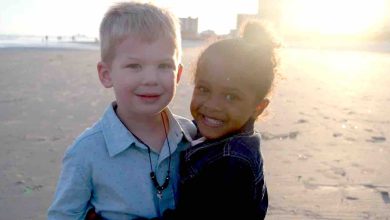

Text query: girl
(153, 20), (280, 220)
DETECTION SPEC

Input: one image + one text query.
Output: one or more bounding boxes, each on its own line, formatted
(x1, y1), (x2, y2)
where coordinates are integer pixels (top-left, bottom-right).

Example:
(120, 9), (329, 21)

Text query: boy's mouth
(136, 94), (161, 102)
(200, 114), (224, 127)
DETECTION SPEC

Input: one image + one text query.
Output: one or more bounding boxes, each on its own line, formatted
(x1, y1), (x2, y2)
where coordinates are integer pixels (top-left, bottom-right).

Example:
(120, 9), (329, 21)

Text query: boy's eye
(159, 63), (174, 70)
(126, 63), (142, 71)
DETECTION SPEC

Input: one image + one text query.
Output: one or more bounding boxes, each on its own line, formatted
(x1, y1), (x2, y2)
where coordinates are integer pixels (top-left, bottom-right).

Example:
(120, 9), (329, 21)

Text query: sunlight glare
(282, 0), (387, 36)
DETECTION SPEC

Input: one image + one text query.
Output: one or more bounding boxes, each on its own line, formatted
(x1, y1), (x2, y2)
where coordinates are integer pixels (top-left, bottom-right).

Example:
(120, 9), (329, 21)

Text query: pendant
(157, 190), (163, 199)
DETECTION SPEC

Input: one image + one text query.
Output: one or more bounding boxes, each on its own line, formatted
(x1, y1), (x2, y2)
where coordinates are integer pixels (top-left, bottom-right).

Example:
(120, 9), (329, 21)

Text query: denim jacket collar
(185, 119), (256, 159)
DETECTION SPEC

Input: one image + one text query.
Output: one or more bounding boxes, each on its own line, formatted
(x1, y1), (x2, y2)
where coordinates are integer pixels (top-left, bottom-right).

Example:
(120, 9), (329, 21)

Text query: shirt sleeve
(47, 145), (93, 220)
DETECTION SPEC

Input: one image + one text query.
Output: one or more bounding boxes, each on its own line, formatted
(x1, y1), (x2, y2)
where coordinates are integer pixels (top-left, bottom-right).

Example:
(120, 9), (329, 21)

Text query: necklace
(130, 112), (171, 199)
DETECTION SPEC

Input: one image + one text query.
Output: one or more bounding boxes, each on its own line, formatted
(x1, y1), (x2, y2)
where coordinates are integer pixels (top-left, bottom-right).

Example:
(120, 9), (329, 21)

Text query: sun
(281, 0), (387, 36)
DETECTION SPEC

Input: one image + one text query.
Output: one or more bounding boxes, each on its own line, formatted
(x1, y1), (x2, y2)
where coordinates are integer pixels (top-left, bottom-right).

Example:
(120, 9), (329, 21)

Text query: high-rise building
(180, 17), (198, 39)
(258, 0), (281, 27)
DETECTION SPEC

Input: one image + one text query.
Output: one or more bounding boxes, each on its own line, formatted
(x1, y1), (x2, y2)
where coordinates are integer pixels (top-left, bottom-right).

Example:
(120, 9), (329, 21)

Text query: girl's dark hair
(195, 20), (280, 101)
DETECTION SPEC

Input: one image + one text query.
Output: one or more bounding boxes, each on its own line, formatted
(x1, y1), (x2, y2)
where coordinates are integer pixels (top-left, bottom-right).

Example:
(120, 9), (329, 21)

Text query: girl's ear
(176, 64), (183, 83)
(254, 98), (270, 118)
(97, 61), (113, 88)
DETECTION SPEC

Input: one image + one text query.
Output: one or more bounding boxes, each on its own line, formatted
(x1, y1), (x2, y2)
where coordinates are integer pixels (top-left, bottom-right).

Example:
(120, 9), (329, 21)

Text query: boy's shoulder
(66, 121), (104, 156)
(172, 114), (197, 140)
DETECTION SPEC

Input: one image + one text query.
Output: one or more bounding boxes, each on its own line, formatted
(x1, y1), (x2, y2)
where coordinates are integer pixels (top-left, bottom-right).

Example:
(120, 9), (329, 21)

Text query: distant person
(140, 20), (280, 220)
(47, 2), (195, 219)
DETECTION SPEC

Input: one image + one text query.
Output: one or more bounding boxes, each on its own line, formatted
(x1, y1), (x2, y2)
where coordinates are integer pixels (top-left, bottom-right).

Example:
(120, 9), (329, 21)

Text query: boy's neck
(115, 105), (169, 152)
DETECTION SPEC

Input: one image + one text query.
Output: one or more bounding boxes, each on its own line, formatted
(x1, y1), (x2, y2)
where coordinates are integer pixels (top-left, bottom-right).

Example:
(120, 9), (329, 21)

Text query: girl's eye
(225, 94), (237, 101)
(196, 86), (208, 93)
(159, 63), (174, 70)
(126, 64), (142, 71)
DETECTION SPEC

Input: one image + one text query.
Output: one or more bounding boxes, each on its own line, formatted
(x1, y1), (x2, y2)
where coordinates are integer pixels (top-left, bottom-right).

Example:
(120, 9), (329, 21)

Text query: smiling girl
(145, 20), (280, 220)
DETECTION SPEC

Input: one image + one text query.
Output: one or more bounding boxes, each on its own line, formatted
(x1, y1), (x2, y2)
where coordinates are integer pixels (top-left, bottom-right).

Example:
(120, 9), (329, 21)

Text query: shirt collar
(101, 102), (191, 157)
(100, 102), (136, 157)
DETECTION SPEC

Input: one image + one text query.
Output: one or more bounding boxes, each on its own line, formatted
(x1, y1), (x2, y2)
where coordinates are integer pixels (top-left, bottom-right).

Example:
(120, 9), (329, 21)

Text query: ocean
(0, 35), (100, 50)
(0, 34), (206, 50)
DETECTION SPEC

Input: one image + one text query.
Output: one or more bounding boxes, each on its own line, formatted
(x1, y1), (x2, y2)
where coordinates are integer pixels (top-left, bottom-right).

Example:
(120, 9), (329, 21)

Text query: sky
(1, 0), (388, 39)
(0, 0), (258, 37)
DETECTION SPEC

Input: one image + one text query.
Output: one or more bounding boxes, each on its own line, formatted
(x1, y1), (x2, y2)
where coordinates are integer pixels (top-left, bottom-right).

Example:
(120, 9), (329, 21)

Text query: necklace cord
(161, 112), (171, 175)
(130, 111), (172, 194)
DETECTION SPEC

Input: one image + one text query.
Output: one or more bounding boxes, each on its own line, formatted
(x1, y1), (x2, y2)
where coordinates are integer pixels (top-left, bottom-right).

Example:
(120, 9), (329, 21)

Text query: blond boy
(48, 2), (195, 219)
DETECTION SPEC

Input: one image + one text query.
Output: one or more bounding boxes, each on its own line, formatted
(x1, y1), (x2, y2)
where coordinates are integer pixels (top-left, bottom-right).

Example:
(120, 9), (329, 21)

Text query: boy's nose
(142, 67), (158, 85)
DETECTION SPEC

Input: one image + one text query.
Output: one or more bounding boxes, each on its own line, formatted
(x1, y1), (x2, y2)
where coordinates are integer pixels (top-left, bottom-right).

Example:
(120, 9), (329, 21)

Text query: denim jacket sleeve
(195, 156), (265, 219)
(156, 156), (266, 220)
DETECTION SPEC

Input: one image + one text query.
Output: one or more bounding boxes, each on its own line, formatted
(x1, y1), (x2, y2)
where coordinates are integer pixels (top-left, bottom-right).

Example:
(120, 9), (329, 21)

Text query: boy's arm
(48, 146), (93, 220)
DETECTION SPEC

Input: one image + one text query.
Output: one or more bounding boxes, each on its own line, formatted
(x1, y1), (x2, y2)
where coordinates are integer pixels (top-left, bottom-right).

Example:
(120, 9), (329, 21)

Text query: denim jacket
(159, 120), (268, 220)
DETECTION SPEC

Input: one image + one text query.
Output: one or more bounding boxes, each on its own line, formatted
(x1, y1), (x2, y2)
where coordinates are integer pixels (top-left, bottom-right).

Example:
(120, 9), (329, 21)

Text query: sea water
(0, 35), (99, 50)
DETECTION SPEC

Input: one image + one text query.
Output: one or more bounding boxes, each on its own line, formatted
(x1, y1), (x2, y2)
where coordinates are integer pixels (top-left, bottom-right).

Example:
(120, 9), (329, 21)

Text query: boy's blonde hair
(99, 1), (182, 63)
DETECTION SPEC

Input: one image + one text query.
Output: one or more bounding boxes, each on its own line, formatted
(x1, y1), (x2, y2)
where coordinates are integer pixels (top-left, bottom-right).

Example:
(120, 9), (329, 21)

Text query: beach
(0, 42), (389, 219)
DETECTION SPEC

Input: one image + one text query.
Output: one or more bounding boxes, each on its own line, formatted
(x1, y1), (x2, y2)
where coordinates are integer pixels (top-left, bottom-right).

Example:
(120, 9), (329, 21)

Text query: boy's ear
(176, 64), (183, 83)
(97, 61), (113, 88)
(254, 98), (270, 117)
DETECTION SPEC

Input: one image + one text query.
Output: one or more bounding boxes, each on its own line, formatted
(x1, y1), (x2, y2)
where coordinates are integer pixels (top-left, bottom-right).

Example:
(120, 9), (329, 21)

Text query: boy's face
(98, 35), (182, 119)
(190, 56), (267, 139)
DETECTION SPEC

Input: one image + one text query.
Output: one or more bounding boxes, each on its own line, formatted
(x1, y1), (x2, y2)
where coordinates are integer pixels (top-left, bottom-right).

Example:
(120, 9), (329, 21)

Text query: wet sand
(0, 44), (389, 219)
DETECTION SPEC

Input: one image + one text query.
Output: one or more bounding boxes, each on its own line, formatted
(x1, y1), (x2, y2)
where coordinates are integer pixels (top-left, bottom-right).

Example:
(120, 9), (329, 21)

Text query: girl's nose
(202, 95), (223, 112)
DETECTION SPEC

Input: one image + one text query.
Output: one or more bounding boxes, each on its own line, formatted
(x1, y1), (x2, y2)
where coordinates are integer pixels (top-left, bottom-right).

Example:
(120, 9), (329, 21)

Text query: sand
(0, 43), (389, 219)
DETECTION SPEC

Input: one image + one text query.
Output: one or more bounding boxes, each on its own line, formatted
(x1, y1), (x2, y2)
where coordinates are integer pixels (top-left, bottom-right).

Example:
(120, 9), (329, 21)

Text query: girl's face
(190, 56), (267, 140)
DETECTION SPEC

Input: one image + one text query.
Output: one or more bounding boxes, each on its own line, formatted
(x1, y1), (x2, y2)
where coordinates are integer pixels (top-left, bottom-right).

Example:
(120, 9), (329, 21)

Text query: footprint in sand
(344, 137), (357, 142)
(380, 191), (390, 204)
(296, 119), (308, 124)
(331, 167), (346, 177)
(333, 132), (343, 138)
(302, 178), (318, 190)
(345, 196), (359, 201)
(366, 136), (386, 143)
(319, 166), (346, 179)
(297, 153), (312, 161)
(261, 131), (300, 141)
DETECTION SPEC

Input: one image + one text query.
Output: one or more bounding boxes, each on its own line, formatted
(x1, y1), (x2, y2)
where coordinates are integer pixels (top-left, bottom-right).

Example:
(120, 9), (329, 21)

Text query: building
(236, 14), (259, 32)
(180, 17), (198, 39)
(258, 0), (282, 27)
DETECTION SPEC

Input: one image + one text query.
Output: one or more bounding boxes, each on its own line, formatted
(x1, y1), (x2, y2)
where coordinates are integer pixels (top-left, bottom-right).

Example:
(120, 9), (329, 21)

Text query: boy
(48, 2), (195, 219)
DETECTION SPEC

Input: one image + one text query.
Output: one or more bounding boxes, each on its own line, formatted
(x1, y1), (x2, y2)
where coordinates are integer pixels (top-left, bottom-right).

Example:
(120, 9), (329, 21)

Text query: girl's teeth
(203, 116), (223, 127)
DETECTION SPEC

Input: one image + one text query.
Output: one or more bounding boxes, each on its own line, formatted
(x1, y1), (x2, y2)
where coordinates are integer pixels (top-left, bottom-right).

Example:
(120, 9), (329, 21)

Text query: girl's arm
(154, 156), (266, 220)
(195, 156), (266, 219)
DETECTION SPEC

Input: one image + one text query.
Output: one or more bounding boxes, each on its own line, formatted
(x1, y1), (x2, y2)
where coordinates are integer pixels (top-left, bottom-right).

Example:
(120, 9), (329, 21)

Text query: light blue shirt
(48, 102), (195, 220)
